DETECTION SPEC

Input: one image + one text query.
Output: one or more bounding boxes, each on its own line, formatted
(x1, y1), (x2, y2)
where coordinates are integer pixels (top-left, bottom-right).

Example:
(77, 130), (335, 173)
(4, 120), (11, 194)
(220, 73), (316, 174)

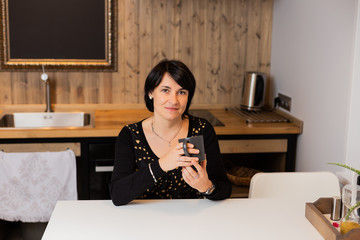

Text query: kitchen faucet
(41, 65), (53, 112)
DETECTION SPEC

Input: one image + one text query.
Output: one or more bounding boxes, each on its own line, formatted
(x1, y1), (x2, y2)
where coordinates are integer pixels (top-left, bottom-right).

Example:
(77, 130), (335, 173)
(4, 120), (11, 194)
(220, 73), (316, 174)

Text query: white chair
(248, 171), (341, 202)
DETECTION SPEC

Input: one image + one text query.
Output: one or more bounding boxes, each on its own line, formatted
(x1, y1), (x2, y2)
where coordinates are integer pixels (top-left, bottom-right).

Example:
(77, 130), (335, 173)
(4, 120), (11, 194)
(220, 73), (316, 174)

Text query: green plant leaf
(328, 163), (360, 175)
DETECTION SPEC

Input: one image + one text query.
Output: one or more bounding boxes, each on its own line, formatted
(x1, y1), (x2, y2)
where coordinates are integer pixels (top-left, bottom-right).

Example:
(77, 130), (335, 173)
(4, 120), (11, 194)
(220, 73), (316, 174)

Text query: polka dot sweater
(110, 115), (232, 206)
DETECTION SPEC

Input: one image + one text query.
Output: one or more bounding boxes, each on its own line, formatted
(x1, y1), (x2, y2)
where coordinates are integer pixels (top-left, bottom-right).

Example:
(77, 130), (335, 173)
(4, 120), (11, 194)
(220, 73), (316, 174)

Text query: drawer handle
(95, 166), (114, 172)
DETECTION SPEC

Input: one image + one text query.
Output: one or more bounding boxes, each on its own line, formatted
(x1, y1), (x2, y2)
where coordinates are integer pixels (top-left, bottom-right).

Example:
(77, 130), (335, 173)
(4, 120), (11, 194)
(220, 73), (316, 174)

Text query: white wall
(270, 0), (358, 173)
(346, 1), (360, 173)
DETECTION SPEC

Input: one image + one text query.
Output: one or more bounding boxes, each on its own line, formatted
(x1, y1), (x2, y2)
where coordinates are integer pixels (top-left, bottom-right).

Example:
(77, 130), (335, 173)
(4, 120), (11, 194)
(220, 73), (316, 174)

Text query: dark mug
(178, 135), (205, 164)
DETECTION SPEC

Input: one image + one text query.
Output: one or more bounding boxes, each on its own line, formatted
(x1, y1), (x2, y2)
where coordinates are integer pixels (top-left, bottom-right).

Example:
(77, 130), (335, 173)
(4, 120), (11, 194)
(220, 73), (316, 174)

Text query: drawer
(219, 139), (288, 154)
(0, 142), (81, 156)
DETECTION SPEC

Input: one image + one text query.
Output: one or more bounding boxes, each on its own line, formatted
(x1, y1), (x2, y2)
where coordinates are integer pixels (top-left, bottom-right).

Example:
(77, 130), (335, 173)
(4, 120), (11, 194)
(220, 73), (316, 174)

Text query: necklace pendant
(168, 143), (171, 147)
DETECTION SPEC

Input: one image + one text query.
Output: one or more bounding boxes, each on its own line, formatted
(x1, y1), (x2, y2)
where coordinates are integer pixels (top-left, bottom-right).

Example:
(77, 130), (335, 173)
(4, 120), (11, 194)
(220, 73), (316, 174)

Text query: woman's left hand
(182, 159), (212, 193)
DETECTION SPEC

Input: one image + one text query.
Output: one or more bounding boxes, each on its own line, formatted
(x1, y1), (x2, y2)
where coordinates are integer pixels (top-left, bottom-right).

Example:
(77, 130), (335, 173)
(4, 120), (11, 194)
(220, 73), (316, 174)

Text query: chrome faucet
(41, 65), (53, 112)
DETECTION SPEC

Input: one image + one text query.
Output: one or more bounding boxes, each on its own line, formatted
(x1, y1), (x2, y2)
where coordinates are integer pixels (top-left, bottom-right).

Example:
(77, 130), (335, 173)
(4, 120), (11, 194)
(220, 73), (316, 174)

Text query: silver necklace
(151, 118), (183, 147)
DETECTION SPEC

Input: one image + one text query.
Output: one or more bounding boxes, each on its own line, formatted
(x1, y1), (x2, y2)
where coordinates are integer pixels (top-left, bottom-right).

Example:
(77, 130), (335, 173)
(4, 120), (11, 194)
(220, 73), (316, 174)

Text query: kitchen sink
(0, 112), (93, 128)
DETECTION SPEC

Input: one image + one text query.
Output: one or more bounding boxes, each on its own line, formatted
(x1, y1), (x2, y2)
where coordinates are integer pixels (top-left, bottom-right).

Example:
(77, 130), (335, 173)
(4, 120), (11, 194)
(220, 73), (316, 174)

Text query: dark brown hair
(144, 59), (196, 117)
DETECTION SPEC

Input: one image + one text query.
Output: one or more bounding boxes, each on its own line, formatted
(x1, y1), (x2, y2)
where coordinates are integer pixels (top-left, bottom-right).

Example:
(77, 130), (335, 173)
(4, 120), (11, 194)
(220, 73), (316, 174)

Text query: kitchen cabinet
(0, 134), (297, 199)
(218, 134), (297, 197)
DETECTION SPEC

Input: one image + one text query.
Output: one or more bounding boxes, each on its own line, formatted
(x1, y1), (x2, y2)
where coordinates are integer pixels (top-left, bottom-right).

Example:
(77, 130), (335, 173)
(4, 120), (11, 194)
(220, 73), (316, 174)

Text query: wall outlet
(278, 93), (291, 111)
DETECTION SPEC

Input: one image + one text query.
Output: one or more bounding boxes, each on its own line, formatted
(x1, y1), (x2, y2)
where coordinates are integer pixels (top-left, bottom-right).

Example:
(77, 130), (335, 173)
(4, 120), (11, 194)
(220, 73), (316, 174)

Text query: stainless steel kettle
(240, 72), (267, 111)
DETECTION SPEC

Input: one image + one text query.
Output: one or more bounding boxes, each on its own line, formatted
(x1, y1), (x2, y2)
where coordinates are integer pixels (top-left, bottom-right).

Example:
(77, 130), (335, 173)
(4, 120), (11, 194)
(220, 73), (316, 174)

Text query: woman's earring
(149, 95), (153, 100)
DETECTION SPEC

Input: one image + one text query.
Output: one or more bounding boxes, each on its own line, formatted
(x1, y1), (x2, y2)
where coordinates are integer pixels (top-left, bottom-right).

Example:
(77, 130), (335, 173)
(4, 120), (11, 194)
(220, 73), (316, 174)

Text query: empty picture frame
(0, 0), (117, 71)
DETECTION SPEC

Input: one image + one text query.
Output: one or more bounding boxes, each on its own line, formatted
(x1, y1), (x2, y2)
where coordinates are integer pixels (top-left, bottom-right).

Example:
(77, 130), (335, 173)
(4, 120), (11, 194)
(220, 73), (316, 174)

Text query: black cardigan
(110, 115), (232, 206)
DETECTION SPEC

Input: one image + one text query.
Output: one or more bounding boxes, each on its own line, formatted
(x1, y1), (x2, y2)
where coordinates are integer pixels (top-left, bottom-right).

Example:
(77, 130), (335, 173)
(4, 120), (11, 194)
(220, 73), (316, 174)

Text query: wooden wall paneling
(152, 0), (167, 63)
(111, 71), (124, 103)
(26, 72), (43, 104)
(0, 0), (274, 106)
(192, 0), (206, 104)
(165, 1), (173, 59)
(139, 0), (153, 102)
(165, 0), (181, 59)
(11, 72), (27, 104)
(259, 0), (272, 75)
(68, 72), (85, 103)
(178, 0), (193, 67)
(0, 72), (11, 104)
(99, 72), (113, 103)
(84, 72), (99, 103)
(205, 0), (220, 104)
(259, 0), (274, 105)
(231, 0), (248, 105)
(218, 0), (234, 104)
(245, 0), (261, 72)
(113, 0), (126, 103)
(124, 0), (140, 104)
(54, 72), (70, 104)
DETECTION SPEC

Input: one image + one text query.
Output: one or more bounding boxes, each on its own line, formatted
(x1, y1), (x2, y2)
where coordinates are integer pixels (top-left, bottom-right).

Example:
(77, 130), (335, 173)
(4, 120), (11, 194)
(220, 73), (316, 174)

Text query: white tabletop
(42, 198), (323, 240)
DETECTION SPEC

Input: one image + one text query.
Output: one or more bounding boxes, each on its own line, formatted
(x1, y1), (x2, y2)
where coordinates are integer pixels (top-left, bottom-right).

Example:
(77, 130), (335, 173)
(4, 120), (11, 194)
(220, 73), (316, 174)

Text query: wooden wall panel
(191, 0), (206, 104)
(205, 0), (221, 104)
(152, 0), (167, 63)
(219, 0), (234, 104)
(11, 72), (28, 104)
(0, 72), (11, 103)
(260, 0), (274, 105)
(53, 72), (70, 104)
(124, 0), (139, 104)
(0, 0), (274, 106)
(232, 0), (248, 105)
(114, 0), (126, 104)
(98, 72), (113, 103)
(138, 0), (153, 102)
(245, 0), (261, 72)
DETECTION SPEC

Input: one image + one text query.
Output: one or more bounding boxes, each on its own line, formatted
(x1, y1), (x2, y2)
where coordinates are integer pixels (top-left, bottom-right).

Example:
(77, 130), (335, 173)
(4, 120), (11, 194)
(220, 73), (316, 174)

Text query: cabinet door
(88, 142), (115, 200)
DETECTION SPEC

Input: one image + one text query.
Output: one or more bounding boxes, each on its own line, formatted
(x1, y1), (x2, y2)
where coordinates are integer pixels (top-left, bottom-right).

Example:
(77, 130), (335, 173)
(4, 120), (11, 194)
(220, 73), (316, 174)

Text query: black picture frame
(0, 0), (117, 71)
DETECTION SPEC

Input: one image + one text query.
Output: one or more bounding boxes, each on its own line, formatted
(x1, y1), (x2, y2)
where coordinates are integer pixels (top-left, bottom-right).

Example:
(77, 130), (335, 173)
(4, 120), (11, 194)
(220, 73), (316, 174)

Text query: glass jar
(340, 215), (360, 235)
(342, 184), (360, 216)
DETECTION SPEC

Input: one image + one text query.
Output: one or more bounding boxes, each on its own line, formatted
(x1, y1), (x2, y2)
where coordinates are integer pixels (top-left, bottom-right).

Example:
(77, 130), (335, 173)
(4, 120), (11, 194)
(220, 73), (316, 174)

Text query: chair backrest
(248, 171), (341, 202)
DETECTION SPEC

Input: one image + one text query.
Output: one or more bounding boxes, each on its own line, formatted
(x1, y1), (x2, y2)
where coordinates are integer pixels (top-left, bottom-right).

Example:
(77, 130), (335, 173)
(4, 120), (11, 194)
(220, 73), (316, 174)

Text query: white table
(42, 198), (323, 240)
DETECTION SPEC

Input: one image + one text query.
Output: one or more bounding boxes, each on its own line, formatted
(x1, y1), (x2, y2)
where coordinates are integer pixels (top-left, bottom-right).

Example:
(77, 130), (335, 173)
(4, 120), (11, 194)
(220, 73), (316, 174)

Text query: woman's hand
(182, 159), (212, 193)
(158, 142), (199, 172)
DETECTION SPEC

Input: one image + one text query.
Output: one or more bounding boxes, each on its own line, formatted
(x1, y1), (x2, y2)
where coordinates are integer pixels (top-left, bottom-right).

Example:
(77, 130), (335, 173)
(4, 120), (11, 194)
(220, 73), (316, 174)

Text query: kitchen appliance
(241, 72), (267, 111)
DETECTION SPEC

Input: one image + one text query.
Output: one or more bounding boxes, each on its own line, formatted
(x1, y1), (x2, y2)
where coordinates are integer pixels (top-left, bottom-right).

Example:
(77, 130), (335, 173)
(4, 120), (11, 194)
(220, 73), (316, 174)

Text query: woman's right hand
(158, 142), (199, 172)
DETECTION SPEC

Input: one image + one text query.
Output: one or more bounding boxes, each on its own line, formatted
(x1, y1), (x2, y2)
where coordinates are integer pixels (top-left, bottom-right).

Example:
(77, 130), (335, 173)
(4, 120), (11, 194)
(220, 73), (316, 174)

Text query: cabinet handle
(95, 166), (114, 172)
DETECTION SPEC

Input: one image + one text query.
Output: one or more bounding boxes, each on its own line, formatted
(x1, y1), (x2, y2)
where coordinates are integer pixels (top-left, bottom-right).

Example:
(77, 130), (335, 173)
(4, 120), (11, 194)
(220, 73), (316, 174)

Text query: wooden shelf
(306, 198), (360, 239)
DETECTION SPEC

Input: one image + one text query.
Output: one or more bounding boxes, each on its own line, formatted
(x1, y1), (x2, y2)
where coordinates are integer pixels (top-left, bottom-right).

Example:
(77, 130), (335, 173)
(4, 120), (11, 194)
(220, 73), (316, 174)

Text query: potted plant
(329, 163), (360, 235)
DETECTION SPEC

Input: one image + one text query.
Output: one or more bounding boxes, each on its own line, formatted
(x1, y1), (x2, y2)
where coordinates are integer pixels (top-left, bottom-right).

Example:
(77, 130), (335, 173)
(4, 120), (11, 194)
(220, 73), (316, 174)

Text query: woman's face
(150, 73), (189, 121)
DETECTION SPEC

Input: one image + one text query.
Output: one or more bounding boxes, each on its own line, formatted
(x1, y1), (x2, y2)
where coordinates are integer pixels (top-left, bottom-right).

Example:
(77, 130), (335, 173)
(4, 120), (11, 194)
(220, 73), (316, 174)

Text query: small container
(342, 184), (360, 210)
(342, 201), (349, 218)
(330, 196), (342, 221)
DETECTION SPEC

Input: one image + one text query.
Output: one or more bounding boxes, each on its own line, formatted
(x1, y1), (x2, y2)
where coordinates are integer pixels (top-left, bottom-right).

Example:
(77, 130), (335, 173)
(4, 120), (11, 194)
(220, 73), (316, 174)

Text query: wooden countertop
(0, 104), (302, 139)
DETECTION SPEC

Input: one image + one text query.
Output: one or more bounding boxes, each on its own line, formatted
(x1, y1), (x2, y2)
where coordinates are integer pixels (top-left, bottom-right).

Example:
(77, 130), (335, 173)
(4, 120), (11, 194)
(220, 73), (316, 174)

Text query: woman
(110, 59), (231, 206)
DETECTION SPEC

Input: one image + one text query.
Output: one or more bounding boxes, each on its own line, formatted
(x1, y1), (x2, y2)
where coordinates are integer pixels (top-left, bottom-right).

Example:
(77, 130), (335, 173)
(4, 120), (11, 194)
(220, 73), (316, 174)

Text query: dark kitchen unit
(88, 141), (116, 200)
